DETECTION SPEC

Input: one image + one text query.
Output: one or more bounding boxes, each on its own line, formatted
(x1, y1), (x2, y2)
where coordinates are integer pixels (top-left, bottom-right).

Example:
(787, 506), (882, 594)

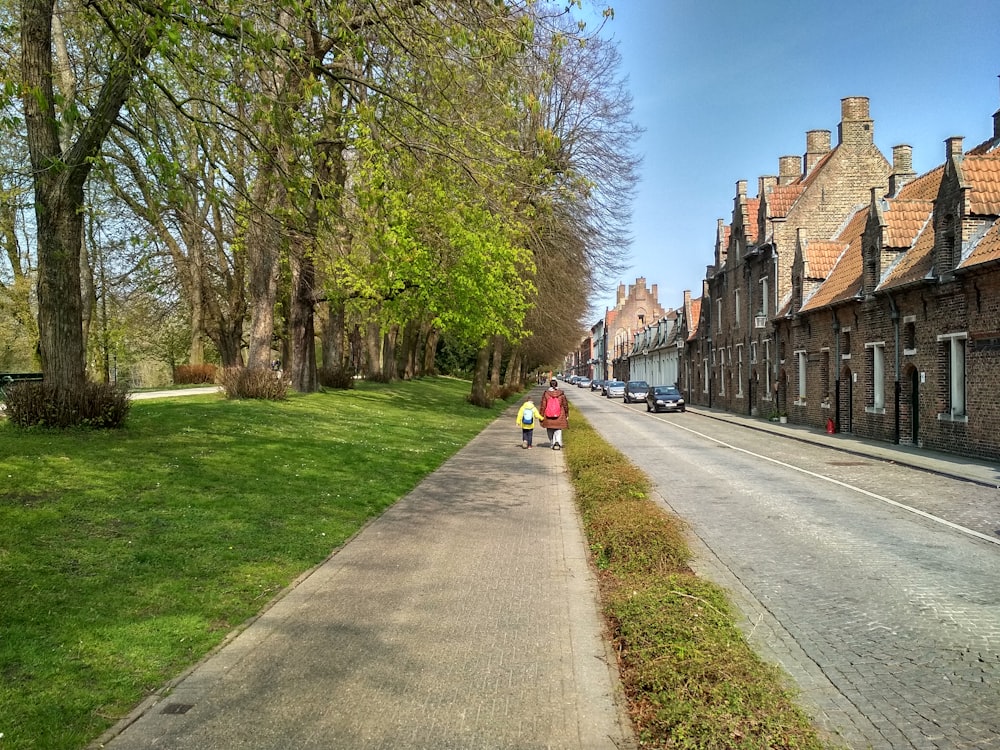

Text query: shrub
(173, 364), (218, 384)
(218, 366), (288, 400)
(3, 381), (131, 428)
(317, 365), (355, 390)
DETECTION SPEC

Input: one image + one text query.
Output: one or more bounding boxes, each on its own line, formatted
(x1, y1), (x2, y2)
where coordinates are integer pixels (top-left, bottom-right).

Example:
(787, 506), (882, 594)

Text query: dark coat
(539, 388), (569, 429)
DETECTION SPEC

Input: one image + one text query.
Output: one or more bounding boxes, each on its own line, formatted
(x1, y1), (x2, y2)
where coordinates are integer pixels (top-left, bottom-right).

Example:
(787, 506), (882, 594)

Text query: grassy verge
(0, 377), (515, 750)
(565, 415), (842, 750)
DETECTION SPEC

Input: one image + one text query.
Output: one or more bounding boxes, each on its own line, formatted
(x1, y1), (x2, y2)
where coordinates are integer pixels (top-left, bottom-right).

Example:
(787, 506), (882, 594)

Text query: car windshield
(654, 387), (680, 396)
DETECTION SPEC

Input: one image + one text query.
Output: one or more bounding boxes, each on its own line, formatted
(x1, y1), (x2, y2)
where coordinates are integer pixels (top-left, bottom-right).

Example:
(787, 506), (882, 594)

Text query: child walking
(516, 398), (543, 448)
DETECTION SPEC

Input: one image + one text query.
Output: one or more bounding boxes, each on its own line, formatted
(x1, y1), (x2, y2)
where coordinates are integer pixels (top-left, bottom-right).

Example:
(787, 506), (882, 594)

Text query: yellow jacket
(516, 401), (543, 429)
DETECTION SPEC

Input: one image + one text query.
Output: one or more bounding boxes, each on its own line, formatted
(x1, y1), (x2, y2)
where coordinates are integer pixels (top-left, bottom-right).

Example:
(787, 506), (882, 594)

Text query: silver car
(604, 380), (626, 398)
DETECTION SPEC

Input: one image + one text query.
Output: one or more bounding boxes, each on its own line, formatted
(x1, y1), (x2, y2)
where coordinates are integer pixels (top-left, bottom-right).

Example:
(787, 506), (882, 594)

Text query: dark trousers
(521, 428), (535, 446)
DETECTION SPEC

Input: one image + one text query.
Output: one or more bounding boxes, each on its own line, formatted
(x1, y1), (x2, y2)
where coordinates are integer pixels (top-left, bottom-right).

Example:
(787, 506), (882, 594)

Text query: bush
(317, 365), (355, 390)
(173, 364), (218, 384)
(218, 366), (288, 400)
(3, 381), (131, 428)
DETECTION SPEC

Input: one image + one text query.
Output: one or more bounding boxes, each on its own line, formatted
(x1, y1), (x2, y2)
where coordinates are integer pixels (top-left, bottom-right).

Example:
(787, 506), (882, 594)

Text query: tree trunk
(469, 344), (491, 407)
(288, 247), (317, 392)
(320, 300), (346, 370)
(22, 0), (156, 392)
(489, 334), (503, 391)
(245, 171), (282, 370)
(421, 325), (439, 376)
(364, 320), (383, 380)
(504, 348), (522, 388)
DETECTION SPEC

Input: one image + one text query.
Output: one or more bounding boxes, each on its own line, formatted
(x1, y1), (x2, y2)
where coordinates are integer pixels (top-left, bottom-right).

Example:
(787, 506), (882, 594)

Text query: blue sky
(587, 0), (1000, 317)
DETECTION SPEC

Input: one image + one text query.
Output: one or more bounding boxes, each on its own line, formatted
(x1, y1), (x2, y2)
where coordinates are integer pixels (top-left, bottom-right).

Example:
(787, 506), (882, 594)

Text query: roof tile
(959, 219), (1000, 269)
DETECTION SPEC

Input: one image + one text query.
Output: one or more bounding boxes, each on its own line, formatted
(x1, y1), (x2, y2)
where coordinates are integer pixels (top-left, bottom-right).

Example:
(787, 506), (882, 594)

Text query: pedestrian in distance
(516, 398), (543, 448)
(539, 378), (569, 450)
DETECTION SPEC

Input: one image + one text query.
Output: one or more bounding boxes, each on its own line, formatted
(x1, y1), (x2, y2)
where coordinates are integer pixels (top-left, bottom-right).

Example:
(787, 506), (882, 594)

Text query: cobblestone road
(569, 391), (1000, 750)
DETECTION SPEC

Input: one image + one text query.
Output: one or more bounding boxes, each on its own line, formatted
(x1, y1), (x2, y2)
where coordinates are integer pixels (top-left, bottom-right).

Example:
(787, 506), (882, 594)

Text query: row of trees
(1, 0), (639, 415)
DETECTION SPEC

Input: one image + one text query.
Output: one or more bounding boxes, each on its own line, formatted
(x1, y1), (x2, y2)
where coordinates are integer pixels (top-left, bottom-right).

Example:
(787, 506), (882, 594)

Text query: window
(866, 342), (885, 411)
(734, 289), (741, 326)
(903, 316), (917, 355)
(750, 341), (758, 364)
(736, 345), (744, 397)
(796, 350), (807, 401)
(703, 357), (710, 394)
(937, 333), (967, 419)
(820, 348), (830, 405)
(719, 347), (726, 395)
(760, 278), (769, 316)
(764, 340), (772, 398)
(841, 328), (852, 360)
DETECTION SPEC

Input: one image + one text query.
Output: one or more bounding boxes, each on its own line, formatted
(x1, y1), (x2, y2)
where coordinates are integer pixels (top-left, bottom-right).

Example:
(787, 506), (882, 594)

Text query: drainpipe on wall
(832, 314), (841, 433)
(887, 295), (901, 445)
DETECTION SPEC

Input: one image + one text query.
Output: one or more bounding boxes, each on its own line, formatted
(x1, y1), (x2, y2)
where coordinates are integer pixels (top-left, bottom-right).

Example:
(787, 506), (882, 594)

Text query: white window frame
(763, 339), (772, 400)
(795, 349), (807, 403)
(736, 344), (744, 397)
(865, 341), (886, 412)
(937, 332), (967, 420)
(760, 277), (769, 316)
(734, 289), (741, 326)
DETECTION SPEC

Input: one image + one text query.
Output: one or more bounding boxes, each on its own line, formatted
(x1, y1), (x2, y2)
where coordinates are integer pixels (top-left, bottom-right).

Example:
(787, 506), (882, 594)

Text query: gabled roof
(960, 154), (1000, 215)
(686, 298), (702, 341)
(802, 240), (846, 280)
(766, 184), (804, 219)
(958, 219), (1000, 269)
(799, 207), (868, 312)
(883, 199), (934, 248)
(880, 219), (935, 290)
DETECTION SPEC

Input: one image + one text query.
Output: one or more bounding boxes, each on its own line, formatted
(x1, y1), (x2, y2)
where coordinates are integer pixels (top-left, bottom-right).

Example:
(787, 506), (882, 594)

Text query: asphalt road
(567, 388), (1000, 750)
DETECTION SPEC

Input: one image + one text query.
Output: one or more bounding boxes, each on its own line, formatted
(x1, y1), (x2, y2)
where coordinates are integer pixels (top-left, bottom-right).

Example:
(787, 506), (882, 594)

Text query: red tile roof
(799, 207), (868, 312)
(883, 199), (934, 249)
(686, 298), (702, 341)
(881, 220), (935, 290)
(803, 240), (847, 279)
(959, 219), (1000, 269)
(766, 184), (804, 218)
(961, 154), (1000, 215)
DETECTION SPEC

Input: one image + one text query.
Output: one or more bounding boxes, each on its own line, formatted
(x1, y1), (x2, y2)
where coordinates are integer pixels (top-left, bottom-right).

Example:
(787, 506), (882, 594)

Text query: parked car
(576, 377), (592, 388)
(590, 378), (604, 392)
(604, 380), (626, 398)
(623, 380), (649, 403)
(646, 385), (685, 413)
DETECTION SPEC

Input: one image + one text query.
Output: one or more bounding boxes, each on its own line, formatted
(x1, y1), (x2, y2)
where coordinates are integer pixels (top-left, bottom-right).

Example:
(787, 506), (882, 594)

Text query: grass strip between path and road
(565, 414), (843, 750)
(0, 377), (514, 750)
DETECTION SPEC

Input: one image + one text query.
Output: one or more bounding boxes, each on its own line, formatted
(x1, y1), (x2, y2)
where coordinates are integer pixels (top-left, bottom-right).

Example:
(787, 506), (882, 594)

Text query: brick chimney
(889, 144), (916, 197)
(946, 136), (965, 163)
(616, 282), (625, 306)
(778, 156), (802, 185)
(804, 129), (831, 174)
(838, 96), (874, 148)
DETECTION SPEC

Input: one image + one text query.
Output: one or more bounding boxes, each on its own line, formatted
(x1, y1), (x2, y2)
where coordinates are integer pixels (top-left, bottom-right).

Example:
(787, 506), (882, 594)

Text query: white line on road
(647, 412), (1000, 548)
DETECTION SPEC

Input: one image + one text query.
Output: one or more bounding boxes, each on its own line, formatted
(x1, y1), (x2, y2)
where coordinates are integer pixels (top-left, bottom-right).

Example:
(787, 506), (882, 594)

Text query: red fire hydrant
(826, 417), (835, 434)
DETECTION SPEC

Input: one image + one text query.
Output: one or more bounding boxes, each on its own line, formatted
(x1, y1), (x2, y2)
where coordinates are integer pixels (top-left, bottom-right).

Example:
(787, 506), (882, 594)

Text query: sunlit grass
(0, 377), (514, 750)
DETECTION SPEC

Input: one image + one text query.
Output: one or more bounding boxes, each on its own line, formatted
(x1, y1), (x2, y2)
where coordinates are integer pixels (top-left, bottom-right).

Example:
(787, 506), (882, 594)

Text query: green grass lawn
(0, 377), (513, 750)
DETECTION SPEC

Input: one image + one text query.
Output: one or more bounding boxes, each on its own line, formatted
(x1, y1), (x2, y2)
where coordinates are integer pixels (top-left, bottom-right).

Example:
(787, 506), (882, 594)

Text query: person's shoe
(522, 439), (528, 449)
(554, 443), (562, 450)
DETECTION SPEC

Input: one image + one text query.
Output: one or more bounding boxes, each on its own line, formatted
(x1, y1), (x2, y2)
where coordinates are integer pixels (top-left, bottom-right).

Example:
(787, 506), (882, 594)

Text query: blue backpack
(522, 408), (534, 425)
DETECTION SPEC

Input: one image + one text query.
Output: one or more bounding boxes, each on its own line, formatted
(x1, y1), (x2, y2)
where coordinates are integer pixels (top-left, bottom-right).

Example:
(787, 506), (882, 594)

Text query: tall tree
(20, 0), (160, 390)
